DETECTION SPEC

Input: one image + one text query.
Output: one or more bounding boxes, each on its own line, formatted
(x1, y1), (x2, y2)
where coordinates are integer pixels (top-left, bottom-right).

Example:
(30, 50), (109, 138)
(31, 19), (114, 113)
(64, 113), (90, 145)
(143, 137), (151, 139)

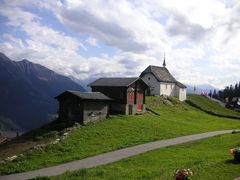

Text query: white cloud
(85, 37), (99, 47)
(55, 0), (168, 52)
(0, 0), (240, 89)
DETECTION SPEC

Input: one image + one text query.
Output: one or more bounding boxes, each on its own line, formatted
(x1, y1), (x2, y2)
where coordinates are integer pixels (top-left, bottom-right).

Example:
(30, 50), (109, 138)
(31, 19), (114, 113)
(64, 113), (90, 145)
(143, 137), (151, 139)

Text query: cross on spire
(163, 52), (166, 67)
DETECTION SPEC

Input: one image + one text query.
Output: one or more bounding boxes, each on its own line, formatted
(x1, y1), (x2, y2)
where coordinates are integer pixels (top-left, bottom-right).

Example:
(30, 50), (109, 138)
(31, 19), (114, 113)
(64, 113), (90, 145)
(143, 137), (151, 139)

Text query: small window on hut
(148, 77), (150, 80)
(165, 84), (167, 90)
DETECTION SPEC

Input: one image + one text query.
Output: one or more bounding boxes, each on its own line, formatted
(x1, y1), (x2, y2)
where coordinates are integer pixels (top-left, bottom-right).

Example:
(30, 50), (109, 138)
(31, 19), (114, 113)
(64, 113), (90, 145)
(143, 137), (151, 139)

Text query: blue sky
(0, 0), (240, 88)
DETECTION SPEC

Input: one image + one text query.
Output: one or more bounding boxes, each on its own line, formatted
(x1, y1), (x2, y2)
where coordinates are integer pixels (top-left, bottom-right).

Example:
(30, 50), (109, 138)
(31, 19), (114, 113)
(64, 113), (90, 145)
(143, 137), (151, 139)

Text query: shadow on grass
(225, 159), (240, 164)
(0, 118), (79, 152)
(29, 176), (50, 180)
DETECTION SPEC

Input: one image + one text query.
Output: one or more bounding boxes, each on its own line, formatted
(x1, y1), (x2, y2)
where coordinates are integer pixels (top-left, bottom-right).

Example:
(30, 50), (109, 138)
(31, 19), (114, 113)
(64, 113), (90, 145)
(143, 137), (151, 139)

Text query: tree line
(208, 82), (240, 101)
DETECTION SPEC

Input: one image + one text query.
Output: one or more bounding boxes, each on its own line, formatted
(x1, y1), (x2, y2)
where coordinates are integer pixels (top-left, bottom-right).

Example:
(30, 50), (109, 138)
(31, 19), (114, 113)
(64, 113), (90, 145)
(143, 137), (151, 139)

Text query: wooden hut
(88, 77), (149, 115)
(55, 91), (112, 124)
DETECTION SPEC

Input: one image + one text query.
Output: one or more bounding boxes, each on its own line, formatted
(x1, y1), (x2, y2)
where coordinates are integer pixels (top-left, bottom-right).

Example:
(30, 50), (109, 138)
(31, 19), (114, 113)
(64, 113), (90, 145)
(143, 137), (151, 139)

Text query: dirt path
(0, 130), (236, 180)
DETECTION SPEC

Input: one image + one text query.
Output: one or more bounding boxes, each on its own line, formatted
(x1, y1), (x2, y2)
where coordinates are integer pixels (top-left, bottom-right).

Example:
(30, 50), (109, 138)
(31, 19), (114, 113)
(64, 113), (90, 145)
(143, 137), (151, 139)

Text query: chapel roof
(140, 65), (186, 88)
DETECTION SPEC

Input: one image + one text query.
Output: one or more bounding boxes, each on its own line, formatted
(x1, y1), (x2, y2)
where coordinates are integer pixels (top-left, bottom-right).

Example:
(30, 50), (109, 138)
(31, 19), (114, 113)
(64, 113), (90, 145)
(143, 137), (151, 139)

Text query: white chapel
(140, 58), (187, 101)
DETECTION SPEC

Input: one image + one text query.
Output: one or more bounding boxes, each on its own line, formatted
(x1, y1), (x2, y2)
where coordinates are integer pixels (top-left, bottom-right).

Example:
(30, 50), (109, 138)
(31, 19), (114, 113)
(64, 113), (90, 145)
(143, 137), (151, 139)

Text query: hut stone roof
(56, 91), (112, 101)
(88, 77), (148, 87)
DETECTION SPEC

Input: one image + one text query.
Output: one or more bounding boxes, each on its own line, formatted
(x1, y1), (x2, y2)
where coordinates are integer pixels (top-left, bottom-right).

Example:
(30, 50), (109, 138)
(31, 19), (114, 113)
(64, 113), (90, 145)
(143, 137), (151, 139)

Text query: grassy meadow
(48, 133), (240, 180)
(0, 95), (240, 175)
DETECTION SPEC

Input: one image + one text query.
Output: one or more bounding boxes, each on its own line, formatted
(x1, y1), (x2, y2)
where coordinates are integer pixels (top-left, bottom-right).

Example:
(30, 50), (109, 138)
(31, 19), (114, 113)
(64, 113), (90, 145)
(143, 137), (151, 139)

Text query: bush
(230, 147), (240, 162)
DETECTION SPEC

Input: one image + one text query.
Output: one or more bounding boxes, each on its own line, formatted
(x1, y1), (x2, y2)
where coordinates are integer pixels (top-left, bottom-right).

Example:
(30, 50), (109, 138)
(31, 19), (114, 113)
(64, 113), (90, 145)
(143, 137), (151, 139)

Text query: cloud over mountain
(0, 0), (240, 88)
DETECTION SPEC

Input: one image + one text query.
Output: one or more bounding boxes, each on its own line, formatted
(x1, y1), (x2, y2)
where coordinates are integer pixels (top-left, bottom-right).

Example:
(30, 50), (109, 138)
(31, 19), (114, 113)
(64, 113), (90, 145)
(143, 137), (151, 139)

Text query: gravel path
(0, 130), (236, 180)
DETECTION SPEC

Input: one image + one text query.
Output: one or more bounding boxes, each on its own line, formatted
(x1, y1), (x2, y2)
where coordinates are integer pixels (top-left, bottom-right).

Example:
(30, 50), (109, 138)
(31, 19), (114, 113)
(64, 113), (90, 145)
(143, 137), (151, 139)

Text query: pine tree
(223, 86), (230, 99)
(213, 89), (218, 99)
(219, 81), (240, 100)
(208, 90), (212, 97)
(229, 85), (234, 99)
(218, 90), (223, 99)
(238, 82), (240, 96)
(234, 83), (238, 97)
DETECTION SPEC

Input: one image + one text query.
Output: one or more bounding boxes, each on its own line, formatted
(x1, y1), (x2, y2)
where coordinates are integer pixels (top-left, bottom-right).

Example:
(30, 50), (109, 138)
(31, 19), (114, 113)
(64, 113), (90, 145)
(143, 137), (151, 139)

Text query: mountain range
(0, 52), (85, 132)
(187, 84), (220, 94)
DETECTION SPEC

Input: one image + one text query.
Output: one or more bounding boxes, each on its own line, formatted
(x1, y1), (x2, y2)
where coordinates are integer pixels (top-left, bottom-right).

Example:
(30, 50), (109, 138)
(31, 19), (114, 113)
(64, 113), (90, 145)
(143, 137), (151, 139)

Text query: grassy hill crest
(187, 94), (240, 117)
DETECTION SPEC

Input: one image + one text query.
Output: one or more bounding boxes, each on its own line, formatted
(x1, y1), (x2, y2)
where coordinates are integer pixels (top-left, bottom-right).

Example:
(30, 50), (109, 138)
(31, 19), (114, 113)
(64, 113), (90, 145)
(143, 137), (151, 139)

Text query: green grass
(49, 133), (240, 180)
(187, 94), (240, 117)
(0, 96), (240, 175)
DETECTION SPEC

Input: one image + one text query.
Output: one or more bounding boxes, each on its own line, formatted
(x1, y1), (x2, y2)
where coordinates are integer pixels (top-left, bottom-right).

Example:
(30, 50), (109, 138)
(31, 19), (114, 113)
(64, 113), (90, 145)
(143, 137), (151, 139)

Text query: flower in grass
(173, 168), (195, 180)
(230, 147), (240, 156)
(230, 147), (240, 162)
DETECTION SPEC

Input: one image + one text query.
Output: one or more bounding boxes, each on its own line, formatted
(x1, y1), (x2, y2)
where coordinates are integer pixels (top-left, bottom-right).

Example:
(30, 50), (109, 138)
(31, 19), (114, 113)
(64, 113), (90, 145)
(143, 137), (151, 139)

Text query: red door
(137, 92), (143, 111)
(137, 104), (143, 110)
(137, 92), (143, 99)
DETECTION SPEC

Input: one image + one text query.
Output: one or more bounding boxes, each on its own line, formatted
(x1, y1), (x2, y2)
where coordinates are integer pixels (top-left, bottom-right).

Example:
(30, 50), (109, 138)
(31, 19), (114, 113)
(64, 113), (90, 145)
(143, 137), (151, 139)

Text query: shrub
(173, 168), (195, 180)
(230, 147), (240, 162)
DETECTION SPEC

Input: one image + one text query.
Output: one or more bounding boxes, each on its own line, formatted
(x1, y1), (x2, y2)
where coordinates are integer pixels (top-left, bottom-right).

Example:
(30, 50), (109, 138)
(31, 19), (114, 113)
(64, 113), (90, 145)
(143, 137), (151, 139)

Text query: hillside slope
(0, 52), (85, 131)
(1, 96), (240, 174)
(187, 94), (240, 117)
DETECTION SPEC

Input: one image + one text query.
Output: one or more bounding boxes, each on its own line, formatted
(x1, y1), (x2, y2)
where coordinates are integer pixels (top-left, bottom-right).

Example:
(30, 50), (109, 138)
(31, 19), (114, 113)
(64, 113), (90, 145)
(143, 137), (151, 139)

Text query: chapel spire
(163, 52), (166, 67)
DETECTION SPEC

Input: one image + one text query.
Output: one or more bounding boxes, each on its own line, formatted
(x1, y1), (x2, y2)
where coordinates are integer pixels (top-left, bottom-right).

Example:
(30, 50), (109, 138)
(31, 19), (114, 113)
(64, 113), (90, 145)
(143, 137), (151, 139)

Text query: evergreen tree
(229, 85), (234, 99)
(213, 89), (218, 99)
(234, 83), (238, 97)
(218, 81), (240, 100)
(208, 90), (212, 97)
(223, 86), (230, 99)
(218, 90), (223, 99)
(238, 82), (240, 96)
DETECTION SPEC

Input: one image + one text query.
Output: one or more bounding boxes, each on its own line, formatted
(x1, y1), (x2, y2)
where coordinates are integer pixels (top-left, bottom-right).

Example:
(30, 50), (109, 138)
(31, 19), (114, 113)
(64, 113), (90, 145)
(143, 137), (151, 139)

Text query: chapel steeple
(163, 52), (166, 67)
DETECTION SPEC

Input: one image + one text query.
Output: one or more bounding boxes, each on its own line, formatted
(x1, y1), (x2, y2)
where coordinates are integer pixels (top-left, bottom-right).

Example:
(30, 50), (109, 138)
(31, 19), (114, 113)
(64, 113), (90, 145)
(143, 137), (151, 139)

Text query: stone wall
(83, 101), (109, 124)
